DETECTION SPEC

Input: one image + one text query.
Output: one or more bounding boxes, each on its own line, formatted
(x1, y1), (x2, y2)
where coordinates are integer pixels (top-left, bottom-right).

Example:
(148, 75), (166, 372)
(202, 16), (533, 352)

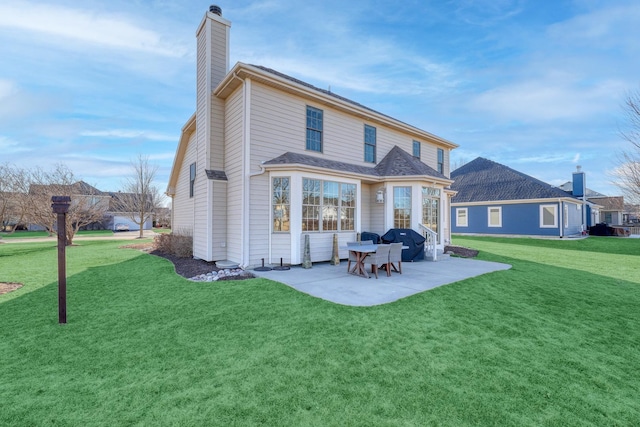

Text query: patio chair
(388, 242), (403, 274)
(364, 244), (391, 279)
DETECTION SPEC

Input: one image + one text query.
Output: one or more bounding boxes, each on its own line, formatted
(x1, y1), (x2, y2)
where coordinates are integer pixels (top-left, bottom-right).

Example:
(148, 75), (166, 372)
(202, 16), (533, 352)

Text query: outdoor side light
(376, 188), (385, 204)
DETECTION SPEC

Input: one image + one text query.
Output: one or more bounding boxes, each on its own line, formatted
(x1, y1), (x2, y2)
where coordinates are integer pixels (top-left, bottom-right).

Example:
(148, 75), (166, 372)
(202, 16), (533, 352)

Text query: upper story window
(413, 141), (421, 159)
(437, 148), (444, 174)
(306, 106), (323, 152)
(364, 125), (376, 163)
(189, 163), (196, 198)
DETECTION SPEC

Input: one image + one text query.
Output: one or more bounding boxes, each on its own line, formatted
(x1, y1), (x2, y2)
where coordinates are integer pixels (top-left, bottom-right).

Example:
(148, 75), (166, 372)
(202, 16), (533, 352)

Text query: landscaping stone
(189, 268), (254, 282)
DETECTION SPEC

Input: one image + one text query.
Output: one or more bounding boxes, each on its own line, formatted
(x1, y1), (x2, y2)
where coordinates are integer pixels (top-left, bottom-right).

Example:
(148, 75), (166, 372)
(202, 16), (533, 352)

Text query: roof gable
(451, 157), (575, 203)
(374, 146), (446, 179)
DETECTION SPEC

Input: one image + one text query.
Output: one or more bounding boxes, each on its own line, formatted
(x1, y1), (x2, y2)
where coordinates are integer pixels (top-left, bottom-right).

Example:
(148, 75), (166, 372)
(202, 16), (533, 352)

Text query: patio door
(422, 187), (440, 244)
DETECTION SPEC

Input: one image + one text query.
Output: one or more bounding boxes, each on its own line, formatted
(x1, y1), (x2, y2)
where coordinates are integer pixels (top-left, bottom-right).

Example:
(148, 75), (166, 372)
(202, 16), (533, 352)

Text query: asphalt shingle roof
(451, 157), (575, 203)
(263, 146), (447, 180)
(205, 170), (228, 181)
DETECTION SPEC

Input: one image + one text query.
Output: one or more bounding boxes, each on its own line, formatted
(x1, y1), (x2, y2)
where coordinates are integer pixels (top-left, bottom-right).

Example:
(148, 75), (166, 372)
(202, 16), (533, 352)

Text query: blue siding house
(450, 158), (586, 237)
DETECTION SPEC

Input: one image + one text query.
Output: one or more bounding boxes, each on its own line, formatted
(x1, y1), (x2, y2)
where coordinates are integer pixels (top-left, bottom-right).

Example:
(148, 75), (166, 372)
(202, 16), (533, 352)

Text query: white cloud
(80, 129), (176, 142)
(0, 135), (31, 154)
(452, 0), (525, 26)
(469, 77), (626, 123)
(0, 79), (17, 100)
(0, 1), (187, 57)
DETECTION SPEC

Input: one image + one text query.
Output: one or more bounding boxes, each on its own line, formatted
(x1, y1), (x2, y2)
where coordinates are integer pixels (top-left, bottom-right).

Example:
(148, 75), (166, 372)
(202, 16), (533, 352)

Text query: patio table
(345, 244), (379, 278)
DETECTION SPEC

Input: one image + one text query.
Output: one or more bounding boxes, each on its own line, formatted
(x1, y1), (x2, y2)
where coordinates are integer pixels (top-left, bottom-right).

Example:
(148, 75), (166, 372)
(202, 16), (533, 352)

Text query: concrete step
(425, 248), (450, 261)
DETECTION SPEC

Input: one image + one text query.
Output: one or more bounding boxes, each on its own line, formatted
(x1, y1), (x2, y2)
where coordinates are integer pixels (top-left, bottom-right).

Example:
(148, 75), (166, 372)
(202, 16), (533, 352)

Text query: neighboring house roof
(587, 196), (624, 211)
(29, 180), (106, 196)
(263, 146), (449, 182)
(451, 157), (578, 203)
(558, 181), (607, 198)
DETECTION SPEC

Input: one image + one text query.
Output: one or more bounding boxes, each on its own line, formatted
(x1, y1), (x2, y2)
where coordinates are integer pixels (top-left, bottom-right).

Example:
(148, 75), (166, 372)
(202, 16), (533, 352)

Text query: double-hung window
(413, 140), (421, 159)
(437, 148), (444, 174)
(540, 205), (558, 228)
(456, 208), (468, 227)
(302, 178), (355, 231)
(488, 206), (502, 227)
(364, 125), (376, 163)
(189, 163), (196, 198)
(306, 106), (323, 152)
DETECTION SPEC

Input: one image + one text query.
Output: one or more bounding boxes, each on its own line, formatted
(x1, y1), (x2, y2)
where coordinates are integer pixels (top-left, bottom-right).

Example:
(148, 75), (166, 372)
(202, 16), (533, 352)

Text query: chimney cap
(209, 5), (222, 16)
(576, 165), (582, 172)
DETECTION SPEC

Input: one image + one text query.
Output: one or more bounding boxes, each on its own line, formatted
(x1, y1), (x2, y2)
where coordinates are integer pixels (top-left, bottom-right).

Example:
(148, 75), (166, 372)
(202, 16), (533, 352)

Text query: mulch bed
(444, 245), (479, 258)
(120, 242), (253, 280)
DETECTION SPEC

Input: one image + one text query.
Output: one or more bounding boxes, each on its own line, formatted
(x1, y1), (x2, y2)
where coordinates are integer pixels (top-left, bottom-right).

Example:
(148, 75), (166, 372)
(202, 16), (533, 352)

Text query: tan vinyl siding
(299, 232), (358, 263)
(172, 131), (196, 235)
(362, 184), (384, 234)
(211, 180), (227, 260)
(192, 168), (209, 259)
(300, 233), (333, 263)
(270, 233), (290, 265)
(210, 96), (225, 170)
(208, 21), (228, 89)
(250, 84), (304, 161)
(248, 173), (270, 266)
(249, 83), (448, 171)
(224, 87), (244, 263)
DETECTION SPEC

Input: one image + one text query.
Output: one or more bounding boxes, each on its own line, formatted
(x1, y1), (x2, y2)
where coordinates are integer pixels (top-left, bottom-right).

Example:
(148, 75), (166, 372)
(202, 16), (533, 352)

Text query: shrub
(154, 230), (193, 258)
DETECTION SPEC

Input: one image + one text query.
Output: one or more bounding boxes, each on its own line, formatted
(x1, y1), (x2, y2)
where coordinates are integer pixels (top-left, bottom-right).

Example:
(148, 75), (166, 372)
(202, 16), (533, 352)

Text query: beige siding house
(167, 6), (458, 268)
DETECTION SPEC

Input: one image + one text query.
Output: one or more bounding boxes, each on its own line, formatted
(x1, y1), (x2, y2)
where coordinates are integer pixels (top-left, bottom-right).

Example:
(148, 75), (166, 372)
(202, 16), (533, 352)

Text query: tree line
(0, 155), (167, 243)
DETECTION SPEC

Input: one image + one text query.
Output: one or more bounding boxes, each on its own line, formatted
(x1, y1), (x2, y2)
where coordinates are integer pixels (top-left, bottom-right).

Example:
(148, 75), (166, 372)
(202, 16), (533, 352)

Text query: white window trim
(456, 208), (468, 227)
(488, 206), (502, 227)
(540, 204), (558, 228)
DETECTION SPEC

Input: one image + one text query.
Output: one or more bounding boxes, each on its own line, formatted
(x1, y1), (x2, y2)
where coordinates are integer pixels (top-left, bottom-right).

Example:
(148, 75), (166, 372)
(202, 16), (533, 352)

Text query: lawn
(0, 229), (114, 240)
(1, 236), (639, 426)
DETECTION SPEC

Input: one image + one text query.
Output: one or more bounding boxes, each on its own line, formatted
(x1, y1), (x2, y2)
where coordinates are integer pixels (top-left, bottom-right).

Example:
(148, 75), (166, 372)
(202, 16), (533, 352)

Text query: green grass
(0, 229), (114, 240)
(153, 227), (172, 234)
(0, 230), (51, 239)
(1, 236), (639, 426)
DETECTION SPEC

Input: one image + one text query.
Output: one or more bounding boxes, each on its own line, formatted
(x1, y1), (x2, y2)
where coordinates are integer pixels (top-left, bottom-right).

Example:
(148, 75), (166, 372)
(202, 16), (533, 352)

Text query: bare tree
(0, 163), (30, 233)
(451, 157), (469, 173)
(616, 89), (640, 205)
(110, 155), (161, 238)
(28, 164), (109, 243)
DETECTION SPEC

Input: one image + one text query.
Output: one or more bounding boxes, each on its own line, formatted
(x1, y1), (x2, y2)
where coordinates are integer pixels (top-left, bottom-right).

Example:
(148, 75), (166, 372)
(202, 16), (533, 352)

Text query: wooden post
(52, 196), (71, 324)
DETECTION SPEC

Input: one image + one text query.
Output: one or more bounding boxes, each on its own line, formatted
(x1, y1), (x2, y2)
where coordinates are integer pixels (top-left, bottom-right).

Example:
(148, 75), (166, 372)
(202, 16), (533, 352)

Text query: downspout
(240, 78), (251, 269)
(559, 199), (564, 238)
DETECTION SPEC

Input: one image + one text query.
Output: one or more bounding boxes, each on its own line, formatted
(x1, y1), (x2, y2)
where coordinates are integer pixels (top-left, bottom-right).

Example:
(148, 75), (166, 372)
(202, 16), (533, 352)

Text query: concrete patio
(252, 256), (511, 306)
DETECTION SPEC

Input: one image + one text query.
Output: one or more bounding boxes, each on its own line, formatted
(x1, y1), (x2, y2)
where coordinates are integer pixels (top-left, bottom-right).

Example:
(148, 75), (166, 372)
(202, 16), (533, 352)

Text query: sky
(1, 0), (639, 198)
